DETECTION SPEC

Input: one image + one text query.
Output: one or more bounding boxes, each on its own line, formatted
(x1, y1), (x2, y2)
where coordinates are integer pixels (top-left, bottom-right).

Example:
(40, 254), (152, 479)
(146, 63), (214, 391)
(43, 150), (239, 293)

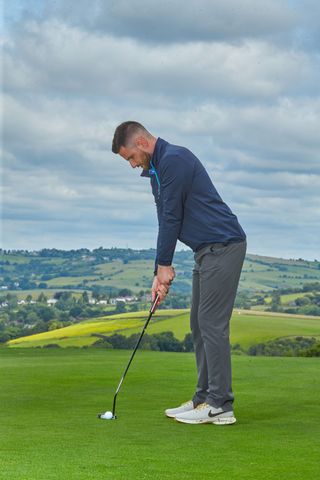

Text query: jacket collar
(140, 137), (168, 178)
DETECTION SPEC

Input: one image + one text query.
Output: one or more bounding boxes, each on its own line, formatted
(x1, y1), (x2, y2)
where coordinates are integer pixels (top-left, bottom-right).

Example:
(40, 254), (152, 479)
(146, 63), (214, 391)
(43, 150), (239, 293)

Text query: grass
(2, 289), (87, 300)
(2, 252), (320, 295)
(264, 292), (318, 305)
(45, 276), (99, 287)
(8, 309), (320, 349)
(0, 348), (318, 479)
(44, 259), (154, 291)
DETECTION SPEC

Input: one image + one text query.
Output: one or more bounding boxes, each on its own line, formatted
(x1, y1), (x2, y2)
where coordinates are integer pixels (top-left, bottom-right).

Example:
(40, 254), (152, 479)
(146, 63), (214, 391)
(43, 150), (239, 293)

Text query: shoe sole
(175, 416), (237, 425)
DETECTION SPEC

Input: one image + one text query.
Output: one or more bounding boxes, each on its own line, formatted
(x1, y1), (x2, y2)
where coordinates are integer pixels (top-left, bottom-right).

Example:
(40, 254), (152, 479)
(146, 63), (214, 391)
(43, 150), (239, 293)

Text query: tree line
(42, 332), (320, 357)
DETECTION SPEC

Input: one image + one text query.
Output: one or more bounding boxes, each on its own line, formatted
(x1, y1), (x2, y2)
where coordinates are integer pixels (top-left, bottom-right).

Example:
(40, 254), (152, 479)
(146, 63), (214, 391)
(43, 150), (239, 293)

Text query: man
(112, 121), (246, 425)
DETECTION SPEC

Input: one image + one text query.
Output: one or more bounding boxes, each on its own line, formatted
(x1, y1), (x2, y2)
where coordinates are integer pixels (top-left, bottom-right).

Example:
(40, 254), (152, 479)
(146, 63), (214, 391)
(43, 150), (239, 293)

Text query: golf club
(98, 293), (160, 420)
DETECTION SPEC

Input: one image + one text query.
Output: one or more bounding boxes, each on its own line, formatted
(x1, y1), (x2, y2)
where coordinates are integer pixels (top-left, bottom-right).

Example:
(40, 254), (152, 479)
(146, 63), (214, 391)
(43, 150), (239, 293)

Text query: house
(109, 296), (138, 305)
(47, 299), (58, 306)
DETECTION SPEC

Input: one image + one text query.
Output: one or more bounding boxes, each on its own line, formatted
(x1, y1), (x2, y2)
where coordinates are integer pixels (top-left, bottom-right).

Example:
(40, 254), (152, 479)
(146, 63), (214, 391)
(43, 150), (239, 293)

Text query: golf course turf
(0, 348), (319, 479)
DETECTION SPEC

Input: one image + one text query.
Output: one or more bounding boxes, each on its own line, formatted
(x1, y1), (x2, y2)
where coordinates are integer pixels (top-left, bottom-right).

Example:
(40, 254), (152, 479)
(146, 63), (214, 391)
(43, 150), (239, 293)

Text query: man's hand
(157, 265), (175, 286)
(152, 276), (168, 303)
(151, 266), (175, 304)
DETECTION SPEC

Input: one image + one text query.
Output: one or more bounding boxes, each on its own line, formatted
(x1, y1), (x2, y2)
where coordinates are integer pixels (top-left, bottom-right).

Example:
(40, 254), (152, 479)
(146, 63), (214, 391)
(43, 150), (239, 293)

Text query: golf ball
(102, 411), (113, 419)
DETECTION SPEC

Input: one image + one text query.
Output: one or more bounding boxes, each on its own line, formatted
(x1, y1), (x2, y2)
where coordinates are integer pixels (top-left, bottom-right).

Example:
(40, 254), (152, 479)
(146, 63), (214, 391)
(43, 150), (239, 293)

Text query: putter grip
(150, 294), (160, 314)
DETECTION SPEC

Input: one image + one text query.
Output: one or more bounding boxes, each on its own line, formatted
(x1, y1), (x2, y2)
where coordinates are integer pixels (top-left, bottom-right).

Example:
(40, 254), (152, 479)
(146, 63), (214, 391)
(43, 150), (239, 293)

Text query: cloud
(2, 1), (320, 260)
(3, 20), (316, 102)
(40, 0), (297, 44)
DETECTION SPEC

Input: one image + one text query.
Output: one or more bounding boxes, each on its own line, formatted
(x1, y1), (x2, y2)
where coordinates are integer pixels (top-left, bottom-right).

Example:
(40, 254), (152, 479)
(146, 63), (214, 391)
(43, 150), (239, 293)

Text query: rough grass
(0, 348), (318, 480)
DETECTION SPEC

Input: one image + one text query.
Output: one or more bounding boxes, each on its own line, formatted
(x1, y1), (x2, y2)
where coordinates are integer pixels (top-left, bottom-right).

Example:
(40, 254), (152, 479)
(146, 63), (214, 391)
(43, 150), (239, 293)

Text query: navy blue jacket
(141, 138), (246, 272)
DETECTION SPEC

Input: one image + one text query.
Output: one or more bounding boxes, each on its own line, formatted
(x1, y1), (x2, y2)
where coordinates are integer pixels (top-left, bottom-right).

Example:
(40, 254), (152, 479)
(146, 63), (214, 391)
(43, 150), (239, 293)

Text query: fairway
(0, 349), (319, 479)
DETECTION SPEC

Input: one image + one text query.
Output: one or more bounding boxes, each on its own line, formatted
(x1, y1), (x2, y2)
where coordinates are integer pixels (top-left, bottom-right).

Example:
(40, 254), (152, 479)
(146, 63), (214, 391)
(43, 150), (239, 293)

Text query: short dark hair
(112, 121), (150, 153)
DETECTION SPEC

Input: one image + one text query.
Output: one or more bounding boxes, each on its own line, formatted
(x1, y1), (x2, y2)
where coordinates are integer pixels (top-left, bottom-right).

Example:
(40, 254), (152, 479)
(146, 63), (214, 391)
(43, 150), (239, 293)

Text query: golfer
(112, 121), (246, 425)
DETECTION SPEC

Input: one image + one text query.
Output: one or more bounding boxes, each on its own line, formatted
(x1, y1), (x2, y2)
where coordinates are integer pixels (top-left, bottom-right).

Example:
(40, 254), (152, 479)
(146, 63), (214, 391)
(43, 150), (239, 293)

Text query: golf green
(0, 348), (318, 479)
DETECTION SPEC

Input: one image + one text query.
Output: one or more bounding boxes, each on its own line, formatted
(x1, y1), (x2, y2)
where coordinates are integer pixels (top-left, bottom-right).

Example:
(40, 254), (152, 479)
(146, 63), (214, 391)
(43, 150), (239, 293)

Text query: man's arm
(155, 154), (191, 269)
(152, 154), (192, 301)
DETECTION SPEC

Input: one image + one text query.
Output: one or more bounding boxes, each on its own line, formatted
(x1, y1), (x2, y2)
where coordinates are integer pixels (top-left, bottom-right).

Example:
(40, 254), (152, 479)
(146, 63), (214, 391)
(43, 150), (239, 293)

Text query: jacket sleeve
(155, 154), (192, 271)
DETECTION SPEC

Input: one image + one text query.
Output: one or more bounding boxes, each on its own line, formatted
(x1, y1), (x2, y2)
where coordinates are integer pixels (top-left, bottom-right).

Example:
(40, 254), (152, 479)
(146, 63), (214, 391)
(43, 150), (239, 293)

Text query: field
(2, 289), (87, 301)
(2, 251), (320, 295)
(264, 292), (316, 305)
(0, 348), (318, 479)
(7, 309), (320, 349)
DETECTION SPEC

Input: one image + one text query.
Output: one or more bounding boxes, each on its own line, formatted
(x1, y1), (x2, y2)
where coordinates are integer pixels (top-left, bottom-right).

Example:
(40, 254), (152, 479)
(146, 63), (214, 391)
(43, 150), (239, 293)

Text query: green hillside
(7, 309), (320, 349)
(0, 348), (319, 479)
(1, 248), (320, 295)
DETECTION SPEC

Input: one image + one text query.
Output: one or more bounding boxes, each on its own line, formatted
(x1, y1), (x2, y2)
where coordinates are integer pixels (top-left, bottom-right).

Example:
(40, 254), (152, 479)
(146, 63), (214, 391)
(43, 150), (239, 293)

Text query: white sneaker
(175, 402), (236, 425)
(165, 400), (195, 418)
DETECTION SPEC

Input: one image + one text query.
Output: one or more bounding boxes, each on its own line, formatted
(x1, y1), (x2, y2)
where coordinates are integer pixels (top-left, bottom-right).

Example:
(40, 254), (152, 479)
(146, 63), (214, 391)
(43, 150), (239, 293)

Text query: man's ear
(135, 135), (148, 150)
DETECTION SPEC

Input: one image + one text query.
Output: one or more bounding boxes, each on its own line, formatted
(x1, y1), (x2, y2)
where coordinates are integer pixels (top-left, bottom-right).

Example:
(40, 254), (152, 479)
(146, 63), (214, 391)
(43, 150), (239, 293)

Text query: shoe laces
(182, 400), (193, 407)
(195, 402), (210, 410)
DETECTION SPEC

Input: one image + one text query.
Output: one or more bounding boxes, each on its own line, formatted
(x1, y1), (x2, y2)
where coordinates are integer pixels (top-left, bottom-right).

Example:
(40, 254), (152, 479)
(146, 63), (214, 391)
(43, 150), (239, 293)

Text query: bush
(182, 333), (194, 352)
(248, 337), (318, 357)
(90, 331), (184, 352)
(298, 342), (320, 357)
(92, 338), (113, 349)
(152, 331), (183, 352)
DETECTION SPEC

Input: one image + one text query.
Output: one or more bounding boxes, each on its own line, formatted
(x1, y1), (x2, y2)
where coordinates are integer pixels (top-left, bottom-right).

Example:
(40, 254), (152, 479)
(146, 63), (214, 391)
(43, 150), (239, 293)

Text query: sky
(1, 0), (320, 260)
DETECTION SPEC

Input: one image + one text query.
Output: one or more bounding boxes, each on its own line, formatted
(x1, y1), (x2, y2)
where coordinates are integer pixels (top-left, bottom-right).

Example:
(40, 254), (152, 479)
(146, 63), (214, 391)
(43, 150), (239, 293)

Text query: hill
(7, 309), (320, 350)
(1, 248), (320, 296)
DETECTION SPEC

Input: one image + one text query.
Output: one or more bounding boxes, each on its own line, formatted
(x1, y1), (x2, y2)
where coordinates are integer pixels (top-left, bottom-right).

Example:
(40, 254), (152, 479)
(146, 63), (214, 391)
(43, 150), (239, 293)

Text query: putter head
(97, 412), (117, 420)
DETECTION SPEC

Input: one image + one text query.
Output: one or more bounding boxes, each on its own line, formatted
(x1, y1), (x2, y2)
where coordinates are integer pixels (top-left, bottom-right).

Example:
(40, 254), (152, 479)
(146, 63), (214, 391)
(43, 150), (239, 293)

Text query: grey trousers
(190, 240), (247, 412)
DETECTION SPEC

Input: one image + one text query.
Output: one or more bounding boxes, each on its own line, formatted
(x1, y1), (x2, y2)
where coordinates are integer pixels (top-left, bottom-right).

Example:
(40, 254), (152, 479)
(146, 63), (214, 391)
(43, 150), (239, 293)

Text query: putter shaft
(98, 294), (160, 419)
(111, 294), (160, 416)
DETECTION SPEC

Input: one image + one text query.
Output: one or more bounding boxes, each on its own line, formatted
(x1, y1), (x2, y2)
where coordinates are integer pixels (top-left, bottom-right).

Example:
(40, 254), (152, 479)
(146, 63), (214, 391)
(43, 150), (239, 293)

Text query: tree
(300, 343), (320, 357)
(48, 320), (63, 331)
(183, 333), (194, 352)
(270, 290), (281, 312)
(35, 305), (56, 322)
(115, 302), (126, 314)
(29, 320), (47, 334)
(26, 311), (40, 325)
(82, 291), (89, 304)
(153, 331), (183, 352)
(69, 305), (84, 318)
(118, 288), (132, 297)
(37, 292), (48, 303)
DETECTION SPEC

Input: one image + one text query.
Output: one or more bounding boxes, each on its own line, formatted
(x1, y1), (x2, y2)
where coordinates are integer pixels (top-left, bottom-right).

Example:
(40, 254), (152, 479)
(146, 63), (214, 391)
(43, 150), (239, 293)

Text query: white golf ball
(102, 411), (113, 419)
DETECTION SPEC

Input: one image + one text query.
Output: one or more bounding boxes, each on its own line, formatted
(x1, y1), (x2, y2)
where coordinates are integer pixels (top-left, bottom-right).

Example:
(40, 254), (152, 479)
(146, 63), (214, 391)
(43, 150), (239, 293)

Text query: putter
(98, 293), (160, 420)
